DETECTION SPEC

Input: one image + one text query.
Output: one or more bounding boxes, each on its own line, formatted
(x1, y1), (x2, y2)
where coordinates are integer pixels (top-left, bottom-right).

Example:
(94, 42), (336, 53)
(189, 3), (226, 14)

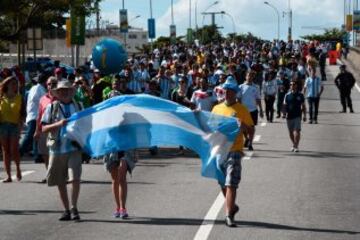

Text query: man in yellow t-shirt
(212, 82), (253, 227)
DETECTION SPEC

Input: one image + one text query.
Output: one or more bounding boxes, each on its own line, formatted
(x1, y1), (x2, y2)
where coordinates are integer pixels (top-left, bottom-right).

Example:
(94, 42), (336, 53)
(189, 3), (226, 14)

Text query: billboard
(170, 24), (176, 44)
(70, 10), (85, 45)
(354, 10), (360, 32)
(346, 14), (353, 31)
(120, 9), (128, 33)
(148, 18), (156, 39)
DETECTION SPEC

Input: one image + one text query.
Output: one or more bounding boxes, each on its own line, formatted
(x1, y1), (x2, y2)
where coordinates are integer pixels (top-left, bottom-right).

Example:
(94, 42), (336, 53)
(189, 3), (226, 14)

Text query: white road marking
(194, 149), (256, 239)
(260, 122), (267, 127)
(193, 192), (224, 240)
(243, 152), (254, 160)
(355, 83), (360, 93)
(11, 170), (35, 180)
(254, 135), (261, 142)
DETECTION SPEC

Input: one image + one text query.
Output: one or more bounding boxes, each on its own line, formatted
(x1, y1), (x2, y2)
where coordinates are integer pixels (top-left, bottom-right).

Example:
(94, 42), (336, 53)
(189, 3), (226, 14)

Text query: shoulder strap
(50, 100), (60, 123)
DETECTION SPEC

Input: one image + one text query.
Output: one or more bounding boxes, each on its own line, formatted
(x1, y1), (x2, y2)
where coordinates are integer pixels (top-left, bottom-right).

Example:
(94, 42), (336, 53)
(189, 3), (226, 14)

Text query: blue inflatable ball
(92, 38), (128, 75)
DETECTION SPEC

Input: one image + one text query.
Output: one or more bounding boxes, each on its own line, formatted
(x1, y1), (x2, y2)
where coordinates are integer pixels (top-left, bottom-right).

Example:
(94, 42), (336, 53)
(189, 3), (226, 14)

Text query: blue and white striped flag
(62, 94), (240, 183)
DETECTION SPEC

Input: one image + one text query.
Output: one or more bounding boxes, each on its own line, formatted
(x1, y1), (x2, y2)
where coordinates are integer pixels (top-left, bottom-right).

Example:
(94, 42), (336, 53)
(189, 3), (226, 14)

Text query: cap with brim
(222, 83), (239, 93)
(51, 79), (75, 97)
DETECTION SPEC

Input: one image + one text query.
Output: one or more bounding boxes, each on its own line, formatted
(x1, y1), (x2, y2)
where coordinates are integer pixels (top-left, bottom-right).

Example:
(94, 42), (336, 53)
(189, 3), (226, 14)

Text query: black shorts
(250, 110), (258, 125)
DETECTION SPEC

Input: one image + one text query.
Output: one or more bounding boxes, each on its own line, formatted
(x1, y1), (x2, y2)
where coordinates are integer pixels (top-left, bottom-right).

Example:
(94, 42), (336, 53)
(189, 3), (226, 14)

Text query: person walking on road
(238, 70), (264, 151)
(19, 72), (47, 160)
(0, 77), (25, 182)
(334, 65), (356, 113)
(262, 70), (278, 122)
(41, 80), (83, 221)
(34, 76), (58, 183)
(303, 67), (324, 124)
(283, 80), (306, 152)
(212, 82), (253, 227)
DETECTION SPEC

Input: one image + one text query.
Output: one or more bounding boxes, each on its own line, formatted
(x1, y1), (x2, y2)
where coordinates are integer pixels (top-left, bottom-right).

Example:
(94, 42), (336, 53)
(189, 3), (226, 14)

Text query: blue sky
(97, 0), (354, 40)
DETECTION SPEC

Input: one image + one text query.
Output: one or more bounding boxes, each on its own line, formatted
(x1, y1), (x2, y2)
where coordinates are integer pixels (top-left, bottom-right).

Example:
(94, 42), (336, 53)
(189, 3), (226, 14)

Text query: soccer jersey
(212, 102), (253, 152)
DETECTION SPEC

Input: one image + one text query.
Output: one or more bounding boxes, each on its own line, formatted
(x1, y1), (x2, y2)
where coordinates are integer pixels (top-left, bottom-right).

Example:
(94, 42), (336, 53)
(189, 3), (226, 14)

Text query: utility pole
(288, 0), (292, 41)
(95, 1), (100, 36)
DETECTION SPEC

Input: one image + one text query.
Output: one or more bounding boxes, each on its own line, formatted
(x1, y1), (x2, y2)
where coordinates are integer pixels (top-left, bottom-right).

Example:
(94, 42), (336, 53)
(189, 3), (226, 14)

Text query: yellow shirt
(0, 94), (23, 124)
(212, 102), (254, 152)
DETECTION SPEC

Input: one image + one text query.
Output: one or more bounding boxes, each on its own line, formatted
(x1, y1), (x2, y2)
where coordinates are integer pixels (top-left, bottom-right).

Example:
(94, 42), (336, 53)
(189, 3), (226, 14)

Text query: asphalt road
(0, 63), (359, 240)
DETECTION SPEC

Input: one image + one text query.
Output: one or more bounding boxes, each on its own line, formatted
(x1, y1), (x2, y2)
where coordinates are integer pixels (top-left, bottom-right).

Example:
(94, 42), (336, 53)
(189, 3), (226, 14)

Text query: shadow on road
(80, 180), (155, 185)
(0, 209), (96, 216)
(255, 149), (360, 159)
(238, 220), (360, 235)
(80, 217), (359, 234)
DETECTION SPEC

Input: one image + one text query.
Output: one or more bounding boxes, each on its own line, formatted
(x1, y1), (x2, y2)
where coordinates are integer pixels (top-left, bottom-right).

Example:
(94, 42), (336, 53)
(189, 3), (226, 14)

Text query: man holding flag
(212, 82), (253, 227)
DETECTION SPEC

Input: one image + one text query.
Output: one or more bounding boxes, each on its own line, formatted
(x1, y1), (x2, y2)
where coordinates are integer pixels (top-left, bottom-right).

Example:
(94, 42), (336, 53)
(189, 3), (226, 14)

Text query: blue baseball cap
(222, 82), (239, 93)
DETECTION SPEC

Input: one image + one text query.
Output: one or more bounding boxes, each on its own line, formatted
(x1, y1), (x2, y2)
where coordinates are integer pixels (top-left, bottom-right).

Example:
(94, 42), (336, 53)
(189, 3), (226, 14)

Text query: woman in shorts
(0, 76), (24, 182)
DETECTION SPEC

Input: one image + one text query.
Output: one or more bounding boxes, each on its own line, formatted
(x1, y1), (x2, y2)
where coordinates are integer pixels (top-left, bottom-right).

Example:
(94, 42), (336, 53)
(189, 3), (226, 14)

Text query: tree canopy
(301, 28), (346, 42)
(0, 0), (100, 42)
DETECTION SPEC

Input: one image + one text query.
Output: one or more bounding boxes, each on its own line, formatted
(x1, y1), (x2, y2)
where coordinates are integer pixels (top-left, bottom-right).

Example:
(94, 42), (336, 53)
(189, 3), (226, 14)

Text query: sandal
(16, 172), (22, 181)
(2, 178), (12, 183)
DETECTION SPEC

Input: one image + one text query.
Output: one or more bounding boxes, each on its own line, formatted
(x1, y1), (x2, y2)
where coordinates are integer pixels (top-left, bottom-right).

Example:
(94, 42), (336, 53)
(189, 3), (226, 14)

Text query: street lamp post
(201, 1), (219, 26)
(264, 1), (280, 41)
(129, 15), (141, 28)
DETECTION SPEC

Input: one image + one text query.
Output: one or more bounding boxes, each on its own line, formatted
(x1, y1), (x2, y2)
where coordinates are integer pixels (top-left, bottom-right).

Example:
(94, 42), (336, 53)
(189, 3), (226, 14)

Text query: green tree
(301, 28), (346, 42)
(0, 0), (101, 42)
(194, 25), (223, 45)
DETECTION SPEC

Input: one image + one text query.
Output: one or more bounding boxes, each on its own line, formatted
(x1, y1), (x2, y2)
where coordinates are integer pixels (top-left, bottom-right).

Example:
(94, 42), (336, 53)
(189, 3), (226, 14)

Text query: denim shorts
(287, 117), (301, 131)
(0, 123), (20, 138)
(220, 151), (242, 188)
(103, 150), (138, 174)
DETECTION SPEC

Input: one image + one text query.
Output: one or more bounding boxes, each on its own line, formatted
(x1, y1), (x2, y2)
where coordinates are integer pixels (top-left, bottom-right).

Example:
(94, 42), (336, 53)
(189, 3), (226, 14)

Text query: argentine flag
(63, 94), (240, 183)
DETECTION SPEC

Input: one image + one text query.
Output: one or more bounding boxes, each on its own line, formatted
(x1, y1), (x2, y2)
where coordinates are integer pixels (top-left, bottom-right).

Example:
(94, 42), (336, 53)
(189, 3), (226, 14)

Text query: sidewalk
(341, 47), (360, 83)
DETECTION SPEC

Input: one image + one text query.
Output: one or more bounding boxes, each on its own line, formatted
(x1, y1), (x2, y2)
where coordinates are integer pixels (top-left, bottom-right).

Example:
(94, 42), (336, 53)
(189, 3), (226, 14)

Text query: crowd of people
(0, 38), (357, 226)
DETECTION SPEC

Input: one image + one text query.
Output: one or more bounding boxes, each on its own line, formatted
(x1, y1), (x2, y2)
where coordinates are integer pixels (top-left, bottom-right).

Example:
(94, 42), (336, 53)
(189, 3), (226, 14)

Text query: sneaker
(339, 110), (346, 113)
(113, 209), (121, 218)
(225, 216), (236, 227)
(248, 145), (254, 151)
(59, 210), (71, 221)
(314, 120), (318, 124)
(291, 147), (295, 152)
(309, 120), (313, 124)
(350, 109), (354, 113)
(71, 207), (80, 221)
(119, 208), (128, 219)
(293, 148), (299, 152)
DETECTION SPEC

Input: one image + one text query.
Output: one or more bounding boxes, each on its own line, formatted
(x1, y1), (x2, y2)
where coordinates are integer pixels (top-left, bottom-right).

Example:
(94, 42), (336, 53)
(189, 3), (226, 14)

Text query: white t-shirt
(237, 83), (261, 112)
(191, 89), (216, 112)
(26, 84), (46, 123)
